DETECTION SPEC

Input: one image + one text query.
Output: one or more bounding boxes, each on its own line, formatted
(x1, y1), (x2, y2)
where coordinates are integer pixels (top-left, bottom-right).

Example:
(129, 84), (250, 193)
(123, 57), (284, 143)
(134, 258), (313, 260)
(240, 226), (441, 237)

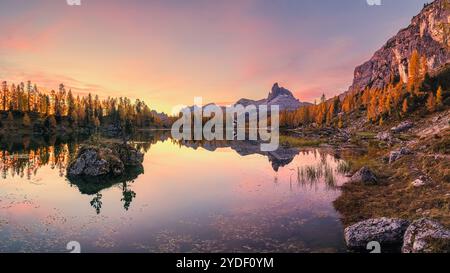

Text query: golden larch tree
(427, 93), (436, 112)
(407, 50), (420, 93)
(436, 86), (443, 106)
(402, 98), (409, 115)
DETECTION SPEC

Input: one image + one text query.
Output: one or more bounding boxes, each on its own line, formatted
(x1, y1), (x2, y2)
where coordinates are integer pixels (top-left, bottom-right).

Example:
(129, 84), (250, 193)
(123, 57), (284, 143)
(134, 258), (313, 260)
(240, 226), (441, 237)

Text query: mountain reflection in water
(0, 132), (350, 253)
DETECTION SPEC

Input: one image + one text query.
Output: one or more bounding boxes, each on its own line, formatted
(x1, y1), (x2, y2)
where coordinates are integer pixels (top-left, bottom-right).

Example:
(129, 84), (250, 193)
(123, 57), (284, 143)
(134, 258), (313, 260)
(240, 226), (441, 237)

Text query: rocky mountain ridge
(349, 0), (450, 93)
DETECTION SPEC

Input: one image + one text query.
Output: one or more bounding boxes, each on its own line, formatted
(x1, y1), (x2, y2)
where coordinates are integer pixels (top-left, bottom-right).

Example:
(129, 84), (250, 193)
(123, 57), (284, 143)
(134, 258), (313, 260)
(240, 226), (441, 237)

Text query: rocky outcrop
(389, 147), (412, 164)
(402, 218), (450, 253)
(110, 143), (144, 166)
(67, 143), (143, 177)
(349, 0), (450, 93)
(349, 167), (378, 184)
(67, 146), (122, 177)
(345, 218), (410, 249)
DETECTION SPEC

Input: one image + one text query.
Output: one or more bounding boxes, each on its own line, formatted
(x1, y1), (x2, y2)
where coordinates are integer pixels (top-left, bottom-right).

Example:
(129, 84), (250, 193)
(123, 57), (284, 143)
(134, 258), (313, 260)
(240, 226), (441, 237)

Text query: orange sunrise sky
(0, 0), (429, 113)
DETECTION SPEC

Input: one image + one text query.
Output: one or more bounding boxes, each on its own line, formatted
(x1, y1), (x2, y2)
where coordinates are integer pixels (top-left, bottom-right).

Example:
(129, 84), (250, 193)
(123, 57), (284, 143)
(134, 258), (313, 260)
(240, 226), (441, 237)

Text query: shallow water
(0, 135), (349, 253)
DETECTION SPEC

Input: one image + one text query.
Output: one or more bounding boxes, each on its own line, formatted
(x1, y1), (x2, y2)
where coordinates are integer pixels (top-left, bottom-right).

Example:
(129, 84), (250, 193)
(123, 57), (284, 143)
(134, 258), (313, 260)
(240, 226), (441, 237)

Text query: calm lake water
(0, 133), (349, 253)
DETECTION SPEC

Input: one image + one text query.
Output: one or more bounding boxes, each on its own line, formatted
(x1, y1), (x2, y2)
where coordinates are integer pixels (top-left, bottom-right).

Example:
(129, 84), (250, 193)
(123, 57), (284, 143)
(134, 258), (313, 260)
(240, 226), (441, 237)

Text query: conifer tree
(407, 50), (420, 93)
(402, 98), (409, 115)
(427, 93), (436, 112)
(436, 86), (443, 107)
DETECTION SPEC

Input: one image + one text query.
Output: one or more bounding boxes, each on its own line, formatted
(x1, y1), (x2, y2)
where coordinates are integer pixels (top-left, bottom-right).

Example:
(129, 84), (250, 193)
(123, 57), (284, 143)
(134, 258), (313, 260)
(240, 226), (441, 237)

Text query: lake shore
(283, 110), (450, 231)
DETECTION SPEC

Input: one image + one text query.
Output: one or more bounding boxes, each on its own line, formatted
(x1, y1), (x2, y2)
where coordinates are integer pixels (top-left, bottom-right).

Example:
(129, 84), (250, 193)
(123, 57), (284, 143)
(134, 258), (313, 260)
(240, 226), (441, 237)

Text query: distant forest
(0, 80), (172, 133)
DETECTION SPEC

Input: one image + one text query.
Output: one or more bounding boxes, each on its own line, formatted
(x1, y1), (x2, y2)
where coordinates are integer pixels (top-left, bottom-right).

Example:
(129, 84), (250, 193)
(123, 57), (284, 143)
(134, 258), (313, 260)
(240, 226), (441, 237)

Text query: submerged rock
(349, 167), (378, 185)
(67, 143), (143, 178)
(345, 218), (410, 249)
(402, 218), (450, 253)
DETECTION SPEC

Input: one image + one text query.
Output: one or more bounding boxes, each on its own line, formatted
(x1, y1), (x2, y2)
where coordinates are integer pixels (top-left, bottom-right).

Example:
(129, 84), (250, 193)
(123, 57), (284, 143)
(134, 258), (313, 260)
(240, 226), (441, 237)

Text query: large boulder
(345, 218), (410, 249)
(67, 143), (143, 177)
(402, 218), (450, 253)
(349, 167), (378, 185)
(67, 146), (124, 177)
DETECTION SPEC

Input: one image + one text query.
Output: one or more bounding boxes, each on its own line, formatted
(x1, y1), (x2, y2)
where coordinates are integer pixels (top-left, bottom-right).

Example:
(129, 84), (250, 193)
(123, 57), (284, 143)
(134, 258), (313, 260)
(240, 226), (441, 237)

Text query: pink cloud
(0, 0), (372, 112)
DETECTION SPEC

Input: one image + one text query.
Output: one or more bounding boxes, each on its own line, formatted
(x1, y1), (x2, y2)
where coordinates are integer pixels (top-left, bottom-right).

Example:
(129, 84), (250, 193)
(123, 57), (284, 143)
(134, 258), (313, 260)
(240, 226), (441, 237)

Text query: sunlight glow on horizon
(0, 0), (429, 113)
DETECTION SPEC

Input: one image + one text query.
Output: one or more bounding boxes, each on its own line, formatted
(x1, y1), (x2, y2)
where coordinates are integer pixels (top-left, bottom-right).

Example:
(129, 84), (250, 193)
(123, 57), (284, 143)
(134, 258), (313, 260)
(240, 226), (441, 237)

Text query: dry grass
(334, 152), (450, 228)
(279, 135), (322, 147)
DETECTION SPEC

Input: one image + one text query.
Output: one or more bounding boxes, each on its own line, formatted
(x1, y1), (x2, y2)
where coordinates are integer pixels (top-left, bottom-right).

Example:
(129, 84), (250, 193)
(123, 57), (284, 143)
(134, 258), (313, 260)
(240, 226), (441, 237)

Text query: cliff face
(350, 0), (450, 92)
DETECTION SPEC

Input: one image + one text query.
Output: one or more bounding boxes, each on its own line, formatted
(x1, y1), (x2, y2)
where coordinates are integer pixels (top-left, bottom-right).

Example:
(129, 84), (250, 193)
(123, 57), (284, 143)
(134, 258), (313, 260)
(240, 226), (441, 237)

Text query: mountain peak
(234, 83), (310, 111)
(267, 83), (295, 102)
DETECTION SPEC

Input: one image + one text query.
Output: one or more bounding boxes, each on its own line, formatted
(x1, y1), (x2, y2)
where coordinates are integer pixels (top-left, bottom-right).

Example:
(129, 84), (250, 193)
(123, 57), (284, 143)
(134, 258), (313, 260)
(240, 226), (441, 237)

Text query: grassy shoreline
(333, 128), (450, 228)
(279, 135), (323, 147)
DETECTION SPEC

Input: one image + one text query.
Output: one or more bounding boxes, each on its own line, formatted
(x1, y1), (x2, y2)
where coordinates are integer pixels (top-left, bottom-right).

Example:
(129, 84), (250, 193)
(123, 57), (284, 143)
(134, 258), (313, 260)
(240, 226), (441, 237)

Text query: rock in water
(67, 143), (143, 178)
(402, 218), (450, 253)
(345, 218), (410, 249)
(67, 147), (116, 177)
(349, 167), (378, 185)
(111, 143), (144, 166)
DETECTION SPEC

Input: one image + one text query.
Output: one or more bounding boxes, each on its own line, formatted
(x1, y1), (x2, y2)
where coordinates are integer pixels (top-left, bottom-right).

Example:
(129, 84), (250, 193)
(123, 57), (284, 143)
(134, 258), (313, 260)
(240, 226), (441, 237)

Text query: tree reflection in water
(0, 131), (349, 215)
(90, 193), (103, 215)
(0, 133), (151, 214)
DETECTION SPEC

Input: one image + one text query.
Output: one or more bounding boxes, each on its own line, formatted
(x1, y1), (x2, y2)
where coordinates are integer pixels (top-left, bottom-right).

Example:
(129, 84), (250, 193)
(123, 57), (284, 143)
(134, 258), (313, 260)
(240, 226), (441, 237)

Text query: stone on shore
(391, 121), (413, 133)
(344, 218), (410, 249)
(402, 218), (450, 253)
(389, 147), (412, 164)
(349, 167), (378, 185)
